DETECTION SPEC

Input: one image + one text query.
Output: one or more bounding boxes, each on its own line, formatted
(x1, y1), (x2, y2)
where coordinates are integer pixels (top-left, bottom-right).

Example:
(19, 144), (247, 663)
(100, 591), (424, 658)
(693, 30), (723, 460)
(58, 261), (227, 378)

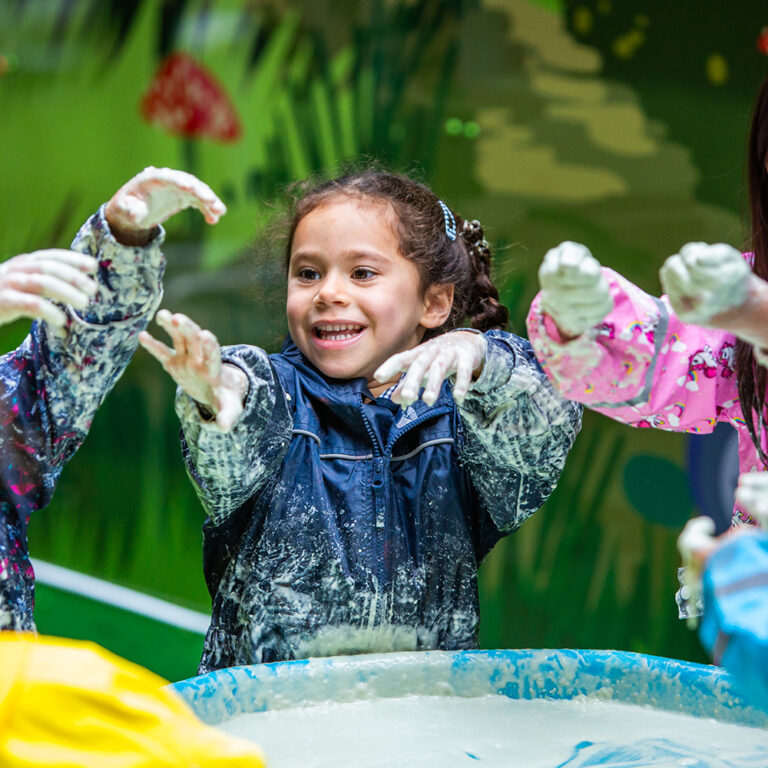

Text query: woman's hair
(738, 75), (768, 465)
(283, 170), (509, 334)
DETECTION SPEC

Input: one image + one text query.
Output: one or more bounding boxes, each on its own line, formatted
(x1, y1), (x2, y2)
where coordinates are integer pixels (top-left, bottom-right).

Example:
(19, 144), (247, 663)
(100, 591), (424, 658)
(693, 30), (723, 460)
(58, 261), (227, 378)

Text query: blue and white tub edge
(170, 648), (768, 729)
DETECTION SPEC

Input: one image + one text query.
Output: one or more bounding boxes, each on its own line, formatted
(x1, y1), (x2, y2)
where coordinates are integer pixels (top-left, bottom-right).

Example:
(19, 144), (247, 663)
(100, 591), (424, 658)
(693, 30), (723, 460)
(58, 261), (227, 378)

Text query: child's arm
(140, 311), (292, 523)
(1, 168), (225, 513)
(0, 170), (224, 630)
(456, 331), (582, 531)
(32, 169), (224, 466)
(374, 329), (582, 532)
(526, 241), (739, 433)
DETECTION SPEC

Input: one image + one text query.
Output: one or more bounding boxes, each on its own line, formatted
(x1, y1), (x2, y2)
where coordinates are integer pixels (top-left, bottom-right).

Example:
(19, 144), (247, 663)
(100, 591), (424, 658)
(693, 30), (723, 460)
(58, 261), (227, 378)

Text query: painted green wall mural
(1, 0), (765, 679)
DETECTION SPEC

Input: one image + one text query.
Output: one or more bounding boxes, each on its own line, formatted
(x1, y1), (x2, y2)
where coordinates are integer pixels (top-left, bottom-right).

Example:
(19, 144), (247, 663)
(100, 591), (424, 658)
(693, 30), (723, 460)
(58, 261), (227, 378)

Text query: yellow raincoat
(0, 634), (265, 767)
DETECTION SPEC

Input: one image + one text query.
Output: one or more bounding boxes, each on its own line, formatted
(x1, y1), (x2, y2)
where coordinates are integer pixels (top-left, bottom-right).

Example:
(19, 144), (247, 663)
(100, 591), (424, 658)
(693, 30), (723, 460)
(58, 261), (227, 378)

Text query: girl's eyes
(297, 267), (321, 281)
(295, 266), (377, 281)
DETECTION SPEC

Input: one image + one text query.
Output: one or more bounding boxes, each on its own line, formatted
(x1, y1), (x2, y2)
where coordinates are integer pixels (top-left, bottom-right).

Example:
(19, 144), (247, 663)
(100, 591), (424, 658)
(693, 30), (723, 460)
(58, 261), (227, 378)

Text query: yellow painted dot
(706, 53), (728, 85)
(612, 29), (644, 59)
(572, 6), (593, 35)
(597, 0), (611, 14)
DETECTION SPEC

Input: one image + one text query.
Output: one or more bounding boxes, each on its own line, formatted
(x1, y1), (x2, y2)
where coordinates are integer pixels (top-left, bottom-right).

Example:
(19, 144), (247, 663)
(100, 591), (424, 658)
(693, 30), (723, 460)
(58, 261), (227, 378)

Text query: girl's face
(287, 197), (452, 393)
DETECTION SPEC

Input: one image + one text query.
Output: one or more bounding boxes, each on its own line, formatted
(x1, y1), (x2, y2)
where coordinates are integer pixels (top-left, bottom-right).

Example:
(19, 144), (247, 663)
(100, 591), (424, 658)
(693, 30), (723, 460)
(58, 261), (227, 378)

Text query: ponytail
(459, 218), (509, 332)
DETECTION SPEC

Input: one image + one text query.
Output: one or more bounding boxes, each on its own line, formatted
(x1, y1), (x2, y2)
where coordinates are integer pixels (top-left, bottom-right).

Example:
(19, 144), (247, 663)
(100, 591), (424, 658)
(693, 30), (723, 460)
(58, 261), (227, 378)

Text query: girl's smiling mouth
(312, 323), (366, 347)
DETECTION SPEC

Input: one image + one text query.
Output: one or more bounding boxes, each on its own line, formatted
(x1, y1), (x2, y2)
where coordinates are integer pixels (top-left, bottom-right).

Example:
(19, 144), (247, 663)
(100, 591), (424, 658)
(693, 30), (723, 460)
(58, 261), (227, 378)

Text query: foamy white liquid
(217, 694), (767, 767)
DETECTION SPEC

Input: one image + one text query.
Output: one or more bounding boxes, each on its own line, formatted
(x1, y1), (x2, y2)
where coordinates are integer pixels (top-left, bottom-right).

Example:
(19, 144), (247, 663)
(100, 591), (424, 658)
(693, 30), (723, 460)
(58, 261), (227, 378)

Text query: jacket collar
(280, 335), (374, 400)
(279, 335), (455, 414)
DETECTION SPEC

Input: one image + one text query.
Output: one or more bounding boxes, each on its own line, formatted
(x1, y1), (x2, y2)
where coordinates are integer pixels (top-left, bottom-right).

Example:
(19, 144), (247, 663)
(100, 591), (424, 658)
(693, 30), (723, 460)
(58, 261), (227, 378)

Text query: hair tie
(438, 200), (457, 241)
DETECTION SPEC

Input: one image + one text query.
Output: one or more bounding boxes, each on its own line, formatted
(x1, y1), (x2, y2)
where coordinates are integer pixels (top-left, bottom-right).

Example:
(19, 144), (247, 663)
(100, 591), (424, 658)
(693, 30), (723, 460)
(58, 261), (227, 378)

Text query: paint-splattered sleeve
(526, 267), (740, 434)
(0, 204), (166, 515)
(458, 330), (582, 533)
(176, 344), (293, 525)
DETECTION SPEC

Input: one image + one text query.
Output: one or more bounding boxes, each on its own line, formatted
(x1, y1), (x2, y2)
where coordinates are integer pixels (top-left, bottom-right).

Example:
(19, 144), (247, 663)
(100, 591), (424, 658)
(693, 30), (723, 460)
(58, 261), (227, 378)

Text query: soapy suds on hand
(661, 242), (750, 325)
(217, 694), (768, 768)
(538, 241), (613, 338)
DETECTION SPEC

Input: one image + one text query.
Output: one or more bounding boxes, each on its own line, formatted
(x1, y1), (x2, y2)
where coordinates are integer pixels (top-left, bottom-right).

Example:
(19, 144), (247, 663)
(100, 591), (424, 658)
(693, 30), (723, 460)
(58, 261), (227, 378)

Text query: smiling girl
(140, 171), (582, 672)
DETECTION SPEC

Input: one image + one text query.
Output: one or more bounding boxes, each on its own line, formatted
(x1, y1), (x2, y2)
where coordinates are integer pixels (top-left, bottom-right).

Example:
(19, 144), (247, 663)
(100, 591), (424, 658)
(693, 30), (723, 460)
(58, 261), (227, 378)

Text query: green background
(2, 0), (764, 681)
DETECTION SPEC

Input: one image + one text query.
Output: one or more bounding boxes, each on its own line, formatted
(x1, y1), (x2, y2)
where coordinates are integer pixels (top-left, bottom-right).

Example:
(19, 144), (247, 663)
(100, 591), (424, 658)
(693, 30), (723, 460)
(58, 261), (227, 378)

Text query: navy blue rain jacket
(176, 331), (582, 673)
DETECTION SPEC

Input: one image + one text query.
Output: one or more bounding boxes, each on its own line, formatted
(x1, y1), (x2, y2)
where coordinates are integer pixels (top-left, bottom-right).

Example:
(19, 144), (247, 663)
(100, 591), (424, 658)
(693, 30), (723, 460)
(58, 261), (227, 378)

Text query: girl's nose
(313, 275), (349, 307)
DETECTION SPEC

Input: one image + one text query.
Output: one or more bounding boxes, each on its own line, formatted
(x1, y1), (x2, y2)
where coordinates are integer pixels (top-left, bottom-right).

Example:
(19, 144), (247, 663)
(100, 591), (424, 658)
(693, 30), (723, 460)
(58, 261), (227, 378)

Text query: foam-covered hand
(736, 471), (768, 529)
(676, 516), (718, 628)
(139, 310), (246, 432)
(0, 249), (97, 328)
(538, 241), (613, 338)
(677, 516), (718, 568)
(373, 331), (486, 406)
(106, 167), (226, 243)
(659, 242), (751, 325)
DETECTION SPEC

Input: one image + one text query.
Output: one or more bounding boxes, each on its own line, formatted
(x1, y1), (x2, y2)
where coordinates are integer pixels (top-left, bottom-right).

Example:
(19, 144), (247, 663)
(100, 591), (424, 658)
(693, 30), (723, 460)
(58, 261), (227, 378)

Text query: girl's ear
(420, 283), (454, 329)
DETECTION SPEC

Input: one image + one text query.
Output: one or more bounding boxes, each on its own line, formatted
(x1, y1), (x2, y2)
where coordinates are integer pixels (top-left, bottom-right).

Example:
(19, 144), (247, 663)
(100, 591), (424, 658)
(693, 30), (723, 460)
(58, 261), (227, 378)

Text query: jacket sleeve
(525, 266), (740, 434)
(699, 532), (768, 712)
(457, 330), (582, 534)
(0, 204), (166, 518)
(176, 345), (293, 525)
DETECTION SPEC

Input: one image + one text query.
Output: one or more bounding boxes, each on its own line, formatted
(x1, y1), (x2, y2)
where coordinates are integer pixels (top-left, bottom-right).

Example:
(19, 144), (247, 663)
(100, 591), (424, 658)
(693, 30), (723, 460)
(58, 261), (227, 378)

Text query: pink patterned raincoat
(526, 265), (762, 528)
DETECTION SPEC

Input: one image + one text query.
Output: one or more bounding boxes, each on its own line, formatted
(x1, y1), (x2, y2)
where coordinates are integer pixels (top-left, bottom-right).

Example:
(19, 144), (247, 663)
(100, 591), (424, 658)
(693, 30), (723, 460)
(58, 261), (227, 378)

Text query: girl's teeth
(316, 325), (362, 340)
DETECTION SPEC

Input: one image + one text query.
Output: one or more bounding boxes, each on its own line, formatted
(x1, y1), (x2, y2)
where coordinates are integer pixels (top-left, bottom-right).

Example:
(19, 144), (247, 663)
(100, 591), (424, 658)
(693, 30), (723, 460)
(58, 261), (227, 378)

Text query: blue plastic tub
(171, 649), (768, 766)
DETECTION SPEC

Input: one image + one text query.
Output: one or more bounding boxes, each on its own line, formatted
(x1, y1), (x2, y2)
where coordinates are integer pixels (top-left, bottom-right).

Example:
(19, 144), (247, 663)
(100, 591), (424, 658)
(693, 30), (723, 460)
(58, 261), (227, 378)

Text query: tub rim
(170, 648), (768, 729)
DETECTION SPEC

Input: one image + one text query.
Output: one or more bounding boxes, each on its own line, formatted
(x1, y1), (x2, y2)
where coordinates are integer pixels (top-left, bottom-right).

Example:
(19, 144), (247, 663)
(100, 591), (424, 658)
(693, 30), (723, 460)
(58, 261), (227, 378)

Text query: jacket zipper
(356, 395), (388, 604)
(358, 397), (456, 623)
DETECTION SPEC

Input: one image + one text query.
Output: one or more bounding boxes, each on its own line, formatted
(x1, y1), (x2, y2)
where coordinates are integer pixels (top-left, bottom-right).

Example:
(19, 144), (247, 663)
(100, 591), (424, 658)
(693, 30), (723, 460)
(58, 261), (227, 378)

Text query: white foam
(217, 694), (768, 768)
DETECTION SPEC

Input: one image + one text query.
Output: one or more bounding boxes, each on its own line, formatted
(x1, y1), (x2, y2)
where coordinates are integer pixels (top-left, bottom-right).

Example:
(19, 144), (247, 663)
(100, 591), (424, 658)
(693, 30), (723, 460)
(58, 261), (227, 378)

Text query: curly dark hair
(283, 170), (509, 335)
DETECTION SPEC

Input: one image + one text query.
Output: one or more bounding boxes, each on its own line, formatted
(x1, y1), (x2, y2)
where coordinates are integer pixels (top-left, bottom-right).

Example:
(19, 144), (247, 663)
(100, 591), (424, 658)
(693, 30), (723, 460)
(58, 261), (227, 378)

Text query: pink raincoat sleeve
(525, 267), (740, 434)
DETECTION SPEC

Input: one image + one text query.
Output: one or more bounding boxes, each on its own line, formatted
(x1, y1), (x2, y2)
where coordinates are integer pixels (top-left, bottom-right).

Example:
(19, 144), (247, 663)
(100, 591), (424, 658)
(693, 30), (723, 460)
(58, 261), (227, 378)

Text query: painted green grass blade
(311, 79), (341, 170)
(277, 89), (312, 180)
(331, 47), (358, 157)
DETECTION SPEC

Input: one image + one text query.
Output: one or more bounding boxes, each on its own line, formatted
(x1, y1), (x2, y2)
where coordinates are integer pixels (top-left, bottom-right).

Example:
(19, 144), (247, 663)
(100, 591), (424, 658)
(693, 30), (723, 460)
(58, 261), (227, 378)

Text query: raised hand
(538, 241), (613, 338)
(659, 242), (751, 326)
(0, 249), (97, 329)
(373, 331), (486, 406)
(139, 310), (247, 432)
(677, 516), (718, 568)
(106, 167), (226, 244)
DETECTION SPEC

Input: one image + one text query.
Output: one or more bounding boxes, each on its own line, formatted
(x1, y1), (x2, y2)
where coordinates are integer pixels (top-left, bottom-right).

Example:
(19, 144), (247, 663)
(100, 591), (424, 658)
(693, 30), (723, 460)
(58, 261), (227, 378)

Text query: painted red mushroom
(758, 27), (768, 56)
(140, 52), (241, 143)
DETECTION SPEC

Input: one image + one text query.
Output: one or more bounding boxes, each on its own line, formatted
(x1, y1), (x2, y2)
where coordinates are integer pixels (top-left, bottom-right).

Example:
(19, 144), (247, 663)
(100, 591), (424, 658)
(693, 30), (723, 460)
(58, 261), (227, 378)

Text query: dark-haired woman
(139, 171), (582, 671)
